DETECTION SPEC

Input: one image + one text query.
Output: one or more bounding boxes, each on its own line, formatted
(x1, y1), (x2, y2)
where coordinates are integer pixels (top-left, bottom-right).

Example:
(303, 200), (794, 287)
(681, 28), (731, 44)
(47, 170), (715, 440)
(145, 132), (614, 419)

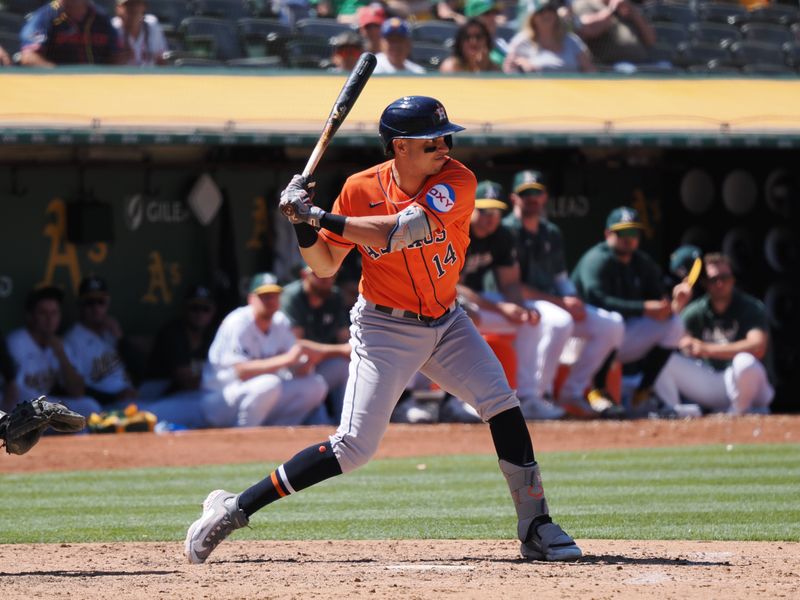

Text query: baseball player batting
(185, 96), (581, 564)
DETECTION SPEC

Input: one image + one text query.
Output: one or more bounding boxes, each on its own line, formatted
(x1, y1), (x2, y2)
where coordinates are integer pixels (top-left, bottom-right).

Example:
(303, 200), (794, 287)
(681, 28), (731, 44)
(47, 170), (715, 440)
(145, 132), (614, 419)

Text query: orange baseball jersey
(320, 157), (477, 317)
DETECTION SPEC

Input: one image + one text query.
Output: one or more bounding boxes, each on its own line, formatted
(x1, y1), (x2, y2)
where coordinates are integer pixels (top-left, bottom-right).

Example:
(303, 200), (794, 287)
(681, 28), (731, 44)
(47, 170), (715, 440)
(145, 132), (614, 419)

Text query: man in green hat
(653, 252), (774, 415)
(201, 272), (330, 428)
(505, 170), (625, 419)
(571, 206), (692, 415)
(458, 180), (565, 420)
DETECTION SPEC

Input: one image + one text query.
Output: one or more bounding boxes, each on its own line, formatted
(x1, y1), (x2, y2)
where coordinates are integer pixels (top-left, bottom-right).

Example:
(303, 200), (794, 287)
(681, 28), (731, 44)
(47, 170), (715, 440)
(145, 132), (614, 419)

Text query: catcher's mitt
(1, 396), (86, 455)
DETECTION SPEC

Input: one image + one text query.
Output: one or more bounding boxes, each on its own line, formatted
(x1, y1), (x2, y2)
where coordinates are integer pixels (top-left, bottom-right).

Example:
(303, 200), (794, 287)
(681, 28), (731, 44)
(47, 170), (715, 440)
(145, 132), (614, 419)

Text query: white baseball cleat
(521, 521), (583, 561)
(185, 489), (249, 564)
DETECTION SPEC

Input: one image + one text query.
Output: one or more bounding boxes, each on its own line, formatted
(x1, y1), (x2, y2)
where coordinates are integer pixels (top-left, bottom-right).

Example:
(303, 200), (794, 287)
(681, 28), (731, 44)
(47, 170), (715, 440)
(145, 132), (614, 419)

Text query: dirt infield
(1, 415), (798, 599)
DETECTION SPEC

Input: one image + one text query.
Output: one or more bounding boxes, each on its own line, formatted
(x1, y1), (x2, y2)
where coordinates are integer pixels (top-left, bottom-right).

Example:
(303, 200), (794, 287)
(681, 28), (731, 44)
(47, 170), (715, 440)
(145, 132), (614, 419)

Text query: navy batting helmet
(379, 96), (465, 154)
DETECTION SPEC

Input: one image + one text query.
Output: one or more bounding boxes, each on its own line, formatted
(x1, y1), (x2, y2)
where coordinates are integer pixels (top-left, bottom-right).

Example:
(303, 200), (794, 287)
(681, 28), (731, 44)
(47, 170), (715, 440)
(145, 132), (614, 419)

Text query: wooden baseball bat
(281, 52), (376, 219)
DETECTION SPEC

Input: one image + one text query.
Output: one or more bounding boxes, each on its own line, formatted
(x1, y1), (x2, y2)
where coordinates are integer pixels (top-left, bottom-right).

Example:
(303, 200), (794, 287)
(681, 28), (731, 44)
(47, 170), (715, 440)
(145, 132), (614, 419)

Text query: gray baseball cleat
(185, 489), (249, 564)
(521, 520), (583, 561)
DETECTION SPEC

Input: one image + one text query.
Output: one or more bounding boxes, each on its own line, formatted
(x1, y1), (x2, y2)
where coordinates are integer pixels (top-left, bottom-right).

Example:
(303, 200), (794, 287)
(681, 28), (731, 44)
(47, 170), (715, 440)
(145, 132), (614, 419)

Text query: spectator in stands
(329, 30), (364, 72)
(280, 265), (351, 422)
(112, 0), (168, 66)
(571, 0), (656, 68)
(440, 17), (500, 72)
(64, 276), (138, 407)
(201, 273), (329, 428)
(464, 0), (505, 66)
(1, 332), (19, 412)
(275, 0), (312, 28)
(654, 253), (774, 415)
(6, 285), (101, 418)
(356, 3), (386, 54)
(457, 181), (565, 420)
(386, 0), (434, 22)
(313, 0), (367, 23)
(504, 0), (595, 73)
(0, 45), (11, 66)
(571, 207), (692, 416)
(373, 17), (426, 73)
(504, 170), (624, 418)
(436, 0), (467, 24)
(20, 0), (123, 67)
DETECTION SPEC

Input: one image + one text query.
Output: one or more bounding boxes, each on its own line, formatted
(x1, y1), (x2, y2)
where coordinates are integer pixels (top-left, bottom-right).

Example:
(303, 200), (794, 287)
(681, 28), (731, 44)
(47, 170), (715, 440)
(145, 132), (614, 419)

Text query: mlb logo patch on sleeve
(426, 183), (456, 213)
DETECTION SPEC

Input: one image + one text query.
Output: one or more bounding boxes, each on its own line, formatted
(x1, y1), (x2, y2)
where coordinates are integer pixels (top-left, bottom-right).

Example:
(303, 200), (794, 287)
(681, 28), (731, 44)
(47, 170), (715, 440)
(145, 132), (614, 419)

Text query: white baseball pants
(203, 373), (328, 427)
(654, 352), (774, 414)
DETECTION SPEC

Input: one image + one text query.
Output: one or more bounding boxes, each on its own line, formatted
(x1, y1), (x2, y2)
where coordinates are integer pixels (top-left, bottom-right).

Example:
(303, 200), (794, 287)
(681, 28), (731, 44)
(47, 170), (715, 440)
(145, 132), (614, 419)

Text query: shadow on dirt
(0, 570), (180, 577)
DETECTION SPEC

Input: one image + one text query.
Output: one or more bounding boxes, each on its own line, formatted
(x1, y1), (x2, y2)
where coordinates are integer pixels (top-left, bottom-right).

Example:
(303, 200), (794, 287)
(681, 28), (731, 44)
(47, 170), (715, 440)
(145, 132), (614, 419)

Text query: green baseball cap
(475, 180), (508, 210)
(512, 170), (547, 194)
(465, 0), (500, 18)
(669, 244), (702, 278)
(249, 272), (282, 295)
(606, 206), (644, 232)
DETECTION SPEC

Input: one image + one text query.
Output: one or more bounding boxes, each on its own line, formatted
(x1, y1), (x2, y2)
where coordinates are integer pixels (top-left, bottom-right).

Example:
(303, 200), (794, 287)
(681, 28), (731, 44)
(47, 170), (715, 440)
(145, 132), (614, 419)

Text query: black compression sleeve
(293, 223), (319, 248)
(320, 212), (347, 236)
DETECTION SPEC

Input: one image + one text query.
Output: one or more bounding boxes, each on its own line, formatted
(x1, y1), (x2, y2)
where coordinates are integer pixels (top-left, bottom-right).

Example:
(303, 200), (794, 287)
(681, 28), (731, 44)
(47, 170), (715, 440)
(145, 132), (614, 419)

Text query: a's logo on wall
(125, 194), (144, 231)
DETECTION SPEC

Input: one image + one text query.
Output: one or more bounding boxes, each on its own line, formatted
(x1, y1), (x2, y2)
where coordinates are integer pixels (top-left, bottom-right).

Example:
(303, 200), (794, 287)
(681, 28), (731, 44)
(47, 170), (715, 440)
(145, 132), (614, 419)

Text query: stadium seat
(688, 21), (741, 45)
(653, 21), (690, 45)
(0, 11), (23, 33)
(180, 16), (245, 61)
(740, 23), (795, 46)
(192, 0), (252, 21)
(647, 42), (679, 65)
(236, 18), (290, 59)
(728, 39), (787, 69)
(410, 42), (451, 72)
(283, 34), (331, 69)
(0, 0), (44, 16)
(643, 0), (697, 26)
(696, 1), (749, 26)
(295, 17), (352, 39)
(674, 39), (733, 68)
(0, 29), (19, 56)
(226, 55), (283, 68)
(686, 60), (740, 74)
(748, 5), (800, 27)
(147, 0), (192, 32)
(783, 42), (800, 70)
(740, 62), (794, 75)
(171, 57), (224, 67)
(411, 20), (458, 47)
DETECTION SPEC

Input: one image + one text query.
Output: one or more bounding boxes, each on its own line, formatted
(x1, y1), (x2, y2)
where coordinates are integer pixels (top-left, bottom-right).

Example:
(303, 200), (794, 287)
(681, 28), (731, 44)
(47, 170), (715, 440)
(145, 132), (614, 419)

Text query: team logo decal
(426, 183), (456, 213)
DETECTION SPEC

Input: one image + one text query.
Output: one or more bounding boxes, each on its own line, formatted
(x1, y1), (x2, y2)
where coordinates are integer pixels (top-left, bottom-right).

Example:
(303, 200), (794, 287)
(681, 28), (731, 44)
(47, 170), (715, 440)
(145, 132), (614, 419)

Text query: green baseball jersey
(504, 216), (567, 296)
(280, 280), (350, 345)
(571, 241), (665, 318)
(462, 223), (517, 292)
(682, 289), (772, 373)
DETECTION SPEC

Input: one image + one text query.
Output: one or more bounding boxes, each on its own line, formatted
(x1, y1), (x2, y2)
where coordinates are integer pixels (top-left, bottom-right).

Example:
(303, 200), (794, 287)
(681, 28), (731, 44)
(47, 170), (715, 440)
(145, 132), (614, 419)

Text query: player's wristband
(319, 212), (347, 236)
(293, 223), (318, 248)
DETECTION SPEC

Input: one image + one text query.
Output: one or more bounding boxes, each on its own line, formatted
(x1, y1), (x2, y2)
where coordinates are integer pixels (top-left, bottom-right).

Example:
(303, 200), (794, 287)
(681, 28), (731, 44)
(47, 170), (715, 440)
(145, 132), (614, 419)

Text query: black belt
(371, 303), (453, 323)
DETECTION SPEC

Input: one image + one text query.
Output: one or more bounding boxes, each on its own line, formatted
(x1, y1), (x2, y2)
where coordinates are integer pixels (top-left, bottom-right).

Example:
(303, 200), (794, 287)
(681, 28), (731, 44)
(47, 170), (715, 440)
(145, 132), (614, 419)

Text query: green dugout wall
(0, 70), (797, 410)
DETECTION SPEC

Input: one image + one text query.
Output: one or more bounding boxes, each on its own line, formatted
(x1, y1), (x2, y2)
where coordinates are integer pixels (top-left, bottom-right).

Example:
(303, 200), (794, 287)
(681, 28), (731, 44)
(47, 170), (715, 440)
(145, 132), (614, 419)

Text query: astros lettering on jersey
(320, 157), (476, 317)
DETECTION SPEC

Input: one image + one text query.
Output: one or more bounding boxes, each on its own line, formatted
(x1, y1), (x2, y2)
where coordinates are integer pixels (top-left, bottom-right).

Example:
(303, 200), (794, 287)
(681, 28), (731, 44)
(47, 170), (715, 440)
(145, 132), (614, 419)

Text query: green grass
(1, 443), (798, 544)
